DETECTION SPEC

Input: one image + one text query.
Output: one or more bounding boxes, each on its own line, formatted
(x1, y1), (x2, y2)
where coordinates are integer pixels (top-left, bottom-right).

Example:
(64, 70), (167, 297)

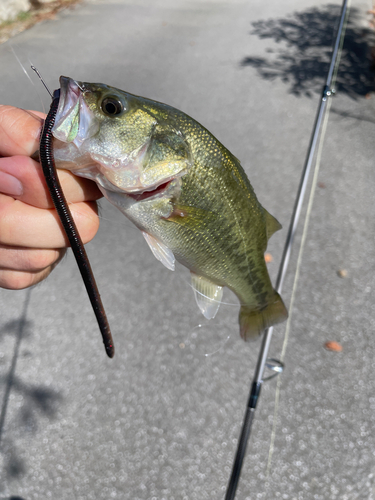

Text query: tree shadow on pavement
(242, 4), (375, 98)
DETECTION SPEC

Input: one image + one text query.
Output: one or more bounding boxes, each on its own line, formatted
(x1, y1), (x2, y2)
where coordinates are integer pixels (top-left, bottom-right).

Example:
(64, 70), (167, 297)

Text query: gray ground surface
(0, 0), (375, 498)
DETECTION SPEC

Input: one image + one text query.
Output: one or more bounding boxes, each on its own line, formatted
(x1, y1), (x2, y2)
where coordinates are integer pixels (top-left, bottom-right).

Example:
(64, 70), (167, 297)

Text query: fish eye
(101, 97), (124, 116)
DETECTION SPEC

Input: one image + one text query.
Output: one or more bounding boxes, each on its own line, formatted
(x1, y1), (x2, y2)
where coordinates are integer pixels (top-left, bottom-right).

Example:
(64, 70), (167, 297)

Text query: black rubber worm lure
(39, 88), (115, 358)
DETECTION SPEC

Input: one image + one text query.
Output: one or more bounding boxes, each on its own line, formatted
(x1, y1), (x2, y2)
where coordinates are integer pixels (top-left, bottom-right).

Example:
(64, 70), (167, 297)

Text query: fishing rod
(224, 0), (350, 498)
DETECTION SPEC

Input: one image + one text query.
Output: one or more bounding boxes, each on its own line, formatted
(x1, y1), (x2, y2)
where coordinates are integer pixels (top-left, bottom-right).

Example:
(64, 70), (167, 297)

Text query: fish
(51, 76), (288, 340)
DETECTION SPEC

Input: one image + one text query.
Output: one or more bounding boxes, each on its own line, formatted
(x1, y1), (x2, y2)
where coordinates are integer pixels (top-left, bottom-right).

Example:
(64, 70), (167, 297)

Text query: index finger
(0, 106), (45, 157)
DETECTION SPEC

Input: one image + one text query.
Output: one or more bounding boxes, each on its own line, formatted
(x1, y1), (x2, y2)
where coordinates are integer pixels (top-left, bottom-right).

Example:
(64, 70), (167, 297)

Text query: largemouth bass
(52, 76), (288, 340)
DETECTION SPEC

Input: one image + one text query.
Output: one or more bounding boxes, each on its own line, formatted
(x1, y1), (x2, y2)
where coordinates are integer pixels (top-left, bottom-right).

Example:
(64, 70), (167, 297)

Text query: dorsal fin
(264, 209), (282, 240)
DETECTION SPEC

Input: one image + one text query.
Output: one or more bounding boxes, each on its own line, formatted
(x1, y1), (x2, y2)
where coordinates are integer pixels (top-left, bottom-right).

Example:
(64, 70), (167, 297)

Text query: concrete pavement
(0, 0), (375, 498)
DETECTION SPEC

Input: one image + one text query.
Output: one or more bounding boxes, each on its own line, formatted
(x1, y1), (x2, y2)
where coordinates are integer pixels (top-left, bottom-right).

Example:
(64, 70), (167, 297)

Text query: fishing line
(204, 336), (231, 357)
(224, 0), (350, 498)
(9, 44), (46, 113)
(265, 0), (350, 479)
(184, 322), (232, 357)
(266, 91), (333, 479)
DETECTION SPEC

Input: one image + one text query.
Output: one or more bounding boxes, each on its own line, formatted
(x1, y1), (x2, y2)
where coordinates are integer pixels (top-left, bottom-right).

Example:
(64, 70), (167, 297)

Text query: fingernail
(0, 171), (23, 196)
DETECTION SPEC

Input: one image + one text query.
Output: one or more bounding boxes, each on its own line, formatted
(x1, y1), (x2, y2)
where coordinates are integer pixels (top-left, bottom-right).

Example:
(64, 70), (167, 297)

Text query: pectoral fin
(142, 232), (175, 271)
(191, 272), (223, 320)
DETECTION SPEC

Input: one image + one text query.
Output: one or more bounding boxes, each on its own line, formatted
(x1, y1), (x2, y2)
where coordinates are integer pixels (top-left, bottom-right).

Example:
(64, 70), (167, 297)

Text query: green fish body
(52, 76), (288, 340)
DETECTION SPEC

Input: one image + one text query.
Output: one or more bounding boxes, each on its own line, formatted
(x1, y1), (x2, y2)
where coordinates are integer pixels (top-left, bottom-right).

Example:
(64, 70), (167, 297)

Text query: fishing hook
(37, 74), (115, 358)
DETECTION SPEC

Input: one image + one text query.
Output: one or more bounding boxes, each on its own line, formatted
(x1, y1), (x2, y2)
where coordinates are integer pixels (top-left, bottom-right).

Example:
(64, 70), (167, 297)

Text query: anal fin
(191, 272), (223, 320)
(142, 232), (175, 271)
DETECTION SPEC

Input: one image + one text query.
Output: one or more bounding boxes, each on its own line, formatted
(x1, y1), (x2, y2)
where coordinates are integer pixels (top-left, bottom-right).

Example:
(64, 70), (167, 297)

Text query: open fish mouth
(126, 179), (174, 201)
(52, 76), (99, 146)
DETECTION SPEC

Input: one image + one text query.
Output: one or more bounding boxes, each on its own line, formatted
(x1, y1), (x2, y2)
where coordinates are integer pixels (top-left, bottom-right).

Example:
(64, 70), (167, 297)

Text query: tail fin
(239, 292), (288, 341)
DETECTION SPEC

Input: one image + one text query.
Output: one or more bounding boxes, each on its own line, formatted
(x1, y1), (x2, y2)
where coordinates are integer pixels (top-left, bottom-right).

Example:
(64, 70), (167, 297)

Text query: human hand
(0, 105), (102, 290)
